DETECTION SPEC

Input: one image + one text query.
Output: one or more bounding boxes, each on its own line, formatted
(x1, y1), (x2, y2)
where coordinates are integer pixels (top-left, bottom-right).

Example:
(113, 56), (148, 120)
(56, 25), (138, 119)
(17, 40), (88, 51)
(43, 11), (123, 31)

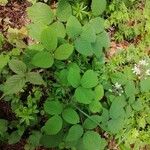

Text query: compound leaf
(81, 70), (98, 88)
(9, 59), (27, 74)
(62, 108), (79, 124)
(54, 43), (74, 60)
(74, 86), (94, 104)
(42, 115), (63, 135)
(32, 51), (54, 68)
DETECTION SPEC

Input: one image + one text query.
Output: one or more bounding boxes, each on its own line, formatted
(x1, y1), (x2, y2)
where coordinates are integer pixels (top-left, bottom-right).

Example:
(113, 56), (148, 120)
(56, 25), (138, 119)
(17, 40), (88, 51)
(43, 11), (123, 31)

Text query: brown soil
(0, 0), (31, 34)
(0, 100), (16, 121)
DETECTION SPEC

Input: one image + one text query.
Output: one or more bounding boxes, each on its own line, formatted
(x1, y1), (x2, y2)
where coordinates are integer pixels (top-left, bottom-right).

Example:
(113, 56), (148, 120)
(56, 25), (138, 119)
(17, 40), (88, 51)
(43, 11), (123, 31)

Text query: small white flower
(114, 82), (121, 89)
(146, 69), (150, 76)
(139, 59), (149, 66)
(132, 65), (141, 75)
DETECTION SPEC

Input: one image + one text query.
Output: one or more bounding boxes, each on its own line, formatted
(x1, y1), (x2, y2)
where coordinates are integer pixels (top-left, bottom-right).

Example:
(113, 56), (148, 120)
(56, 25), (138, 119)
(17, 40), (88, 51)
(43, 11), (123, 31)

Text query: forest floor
(0, 0), (149, 150)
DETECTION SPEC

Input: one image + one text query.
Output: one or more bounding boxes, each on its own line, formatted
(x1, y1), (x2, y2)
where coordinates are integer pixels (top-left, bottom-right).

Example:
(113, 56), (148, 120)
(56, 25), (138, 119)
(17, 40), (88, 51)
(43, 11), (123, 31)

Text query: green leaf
(67, 63), (81, 88)
(44, 101), (63, 115)
(0, 54), (9, 70)
(132, 99), (143, 111)
(66, 16), (82, 39)
(8, 128), (24, 144)
(94, 84), (104, 101)
(41, 27), (58, 51)
(9, 59), (27, 74)
(75, 37), (93, 56)
(62, 108), (79, 124)
(32, 51), (54, 68)
(91, 0), (106, 16)
(40, 133), (63, 148)
(4, 75), (26, 95)
(51, 22), (66, 38)
(66, 124), (83, 142)
(89, 100), (102, 113)
(54, 43), (74, 60)
(81, 70), (98, 88)
(27, 2), (53, 24)
(89, 17), (104, 34)
(26, 72), (44, 85)
(0, 119), (8, 134)
(83, 115), (101, 129)
(91, 35), (103, 58)
(140, 77), (150, 92)
(125, 81), (136, 97)
(97, 31), (110, 50)
(57, 69), (69, 86)
(74, 86), (94, 104)
(81, 24), (96, 43)
(108, 118), (125, 134)
(28, 131), (42, 147)
(42, 115), (63, 135)
(56, 0), (72, 22)
(83, 131), (107, 150)
(27, 23), (47, 41)
(109, 97), (126, 119)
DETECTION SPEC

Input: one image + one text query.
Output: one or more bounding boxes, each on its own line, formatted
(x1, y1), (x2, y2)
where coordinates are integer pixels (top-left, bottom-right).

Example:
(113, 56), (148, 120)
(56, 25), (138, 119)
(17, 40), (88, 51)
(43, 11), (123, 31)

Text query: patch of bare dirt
(0, 0), (31, 34)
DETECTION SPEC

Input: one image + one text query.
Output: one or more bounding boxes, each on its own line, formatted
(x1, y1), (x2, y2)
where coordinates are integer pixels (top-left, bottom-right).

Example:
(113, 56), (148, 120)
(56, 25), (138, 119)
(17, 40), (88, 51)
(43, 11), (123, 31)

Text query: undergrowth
(0, 0), (150, 150)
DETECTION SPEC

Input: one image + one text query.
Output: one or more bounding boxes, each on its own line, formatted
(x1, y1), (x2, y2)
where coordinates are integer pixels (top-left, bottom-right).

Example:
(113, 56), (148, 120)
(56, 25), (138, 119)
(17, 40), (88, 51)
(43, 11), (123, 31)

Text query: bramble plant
(0, 0), (150, 150)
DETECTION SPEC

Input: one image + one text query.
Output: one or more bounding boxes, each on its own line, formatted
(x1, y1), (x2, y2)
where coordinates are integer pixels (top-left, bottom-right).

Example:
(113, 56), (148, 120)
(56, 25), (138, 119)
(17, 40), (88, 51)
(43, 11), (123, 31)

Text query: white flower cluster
(132, 59), (150, 78)
(109, 82), (124, 96)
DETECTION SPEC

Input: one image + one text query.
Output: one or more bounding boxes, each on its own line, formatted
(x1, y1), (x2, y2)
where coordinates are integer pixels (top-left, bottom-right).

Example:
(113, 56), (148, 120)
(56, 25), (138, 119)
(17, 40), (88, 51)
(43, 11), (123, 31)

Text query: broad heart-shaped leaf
(91, 0), (106, 16)
(27, 22), (47, 41)
(4, 75), (26, 95)
(83, 115), (101, 129)
(44, 100), (63, 115)
(66, 16), (82, 39)
(56, 0), (72, 22)
(27, 2), (53, 24)
(97, 31), (110, 50)
(67, 63), (81, 88)
(74, 86), (94, 104)
(41, 27), (57, 51)
(75, 37), (93, 56)
(9, 59), (27, 74)
(109, 96), (126, 119)
(89, 17), (104, 34)
(125, 81), (136, 97)
(94, 84), (104, 101)
(54, 43), (74, 60)
(89, 100), (102, 113)
(81, 23), (96, 43)
(62, 108), (79, 124)
(91, 36), (103, 58)
(42, 115), (63, 135)
(140, 77), (150, 92)
(108, 117), (125, 134)
(32, 51), (54, 68)
(83, 131), (107, 150)
(66, 124), (83, 142)
(51, 22), (66, 38)
(81, 70), (98, 88)
(26, 72), (45, 85)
